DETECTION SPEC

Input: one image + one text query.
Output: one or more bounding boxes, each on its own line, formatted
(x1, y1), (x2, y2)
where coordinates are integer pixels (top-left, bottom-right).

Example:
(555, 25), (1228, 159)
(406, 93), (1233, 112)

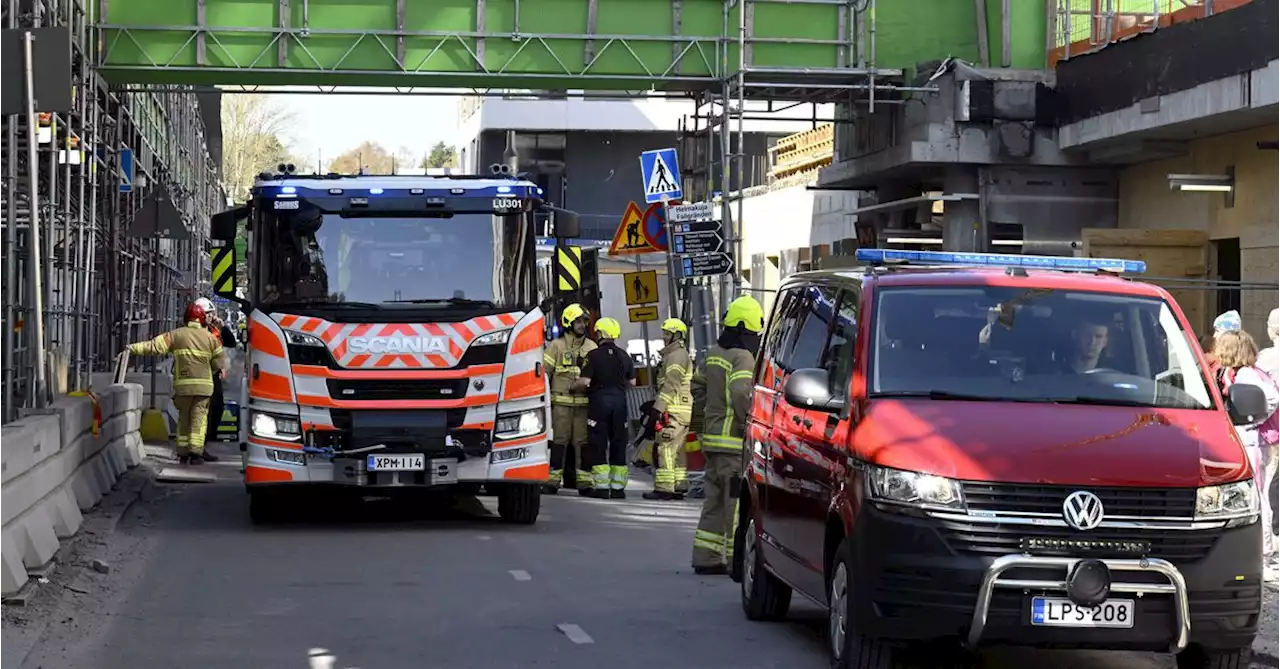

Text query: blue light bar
(369, 187), (384, 195)
(853, 248), (1146, 274)
(280, 186), (297, 194)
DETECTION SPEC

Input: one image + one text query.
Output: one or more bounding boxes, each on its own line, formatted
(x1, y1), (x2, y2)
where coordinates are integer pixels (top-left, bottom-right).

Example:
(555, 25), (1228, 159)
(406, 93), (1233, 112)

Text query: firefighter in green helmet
(691, 295), (764, 575)
(542, 303), (597, 495)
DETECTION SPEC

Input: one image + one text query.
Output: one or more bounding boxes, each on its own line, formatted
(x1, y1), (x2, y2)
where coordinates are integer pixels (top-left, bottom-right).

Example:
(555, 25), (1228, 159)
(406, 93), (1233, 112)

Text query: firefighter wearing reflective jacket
(644, 318), (693, 501)
(543, 303), (598, 495)
(126, 301), (227, 465)
(691, 295), (764, 575)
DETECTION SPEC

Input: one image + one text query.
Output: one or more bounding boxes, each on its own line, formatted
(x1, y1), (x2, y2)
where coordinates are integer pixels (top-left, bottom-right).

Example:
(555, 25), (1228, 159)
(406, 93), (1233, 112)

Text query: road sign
(119, 148), (134, 193)
(629, 305), (659, 323)
(678, 253), (734, 280)
(668, 201), (714, 223)
(670, 220), (721, 235)
(608, 201), (665, 255)
(673, 230), (724, 255)
(623, 269), (659, 306)
(639, 148), (682, 204)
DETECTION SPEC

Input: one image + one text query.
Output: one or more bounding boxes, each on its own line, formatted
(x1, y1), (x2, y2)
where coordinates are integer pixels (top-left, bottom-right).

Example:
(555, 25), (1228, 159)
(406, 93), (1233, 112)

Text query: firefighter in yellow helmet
(643, 318), (693, 501)
(574, 317), (636, 498)
(542, 303), (598, 495)
(126, 301), (228, 465)
(691, 295), (764, 574)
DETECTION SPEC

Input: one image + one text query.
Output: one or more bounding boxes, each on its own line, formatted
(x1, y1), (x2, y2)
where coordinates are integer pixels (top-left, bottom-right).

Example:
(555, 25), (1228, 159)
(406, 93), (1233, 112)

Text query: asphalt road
(13, 446), (1279, 669)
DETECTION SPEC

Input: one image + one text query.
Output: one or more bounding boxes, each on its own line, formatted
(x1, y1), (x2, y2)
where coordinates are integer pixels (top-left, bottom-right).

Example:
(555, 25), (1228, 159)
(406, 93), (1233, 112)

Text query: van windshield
(869, 286), (1213, 410)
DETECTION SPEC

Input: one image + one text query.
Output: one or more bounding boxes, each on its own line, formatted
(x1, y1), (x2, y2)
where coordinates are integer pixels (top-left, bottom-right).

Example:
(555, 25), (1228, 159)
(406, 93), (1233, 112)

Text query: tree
(327, 141), (395, 175)
(424, 142), (458, 169)
(220, 95), (295, 201)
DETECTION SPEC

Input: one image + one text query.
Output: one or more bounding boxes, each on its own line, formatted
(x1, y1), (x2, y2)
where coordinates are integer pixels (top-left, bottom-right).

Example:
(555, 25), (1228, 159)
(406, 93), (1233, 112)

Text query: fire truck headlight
(252, 411), (301, 440)
(495, 408), (543, 440)
(284, 330), (325, 347)
(473, 329), (512, 347)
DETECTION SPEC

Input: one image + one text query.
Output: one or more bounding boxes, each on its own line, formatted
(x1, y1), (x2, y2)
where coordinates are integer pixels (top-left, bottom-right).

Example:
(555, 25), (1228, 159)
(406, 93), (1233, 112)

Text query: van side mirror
(783, 368), (844, 414)
(550, 207), (580, 239)
(1225, 383), (1269, 426)
(210, 206), (246, 241)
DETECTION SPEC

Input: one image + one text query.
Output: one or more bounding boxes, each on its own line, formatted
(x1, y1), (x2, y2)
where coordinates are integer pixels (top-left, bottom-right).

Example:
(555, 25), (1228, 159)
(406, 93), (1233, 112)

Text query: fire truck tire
(497, 483), (542, 524)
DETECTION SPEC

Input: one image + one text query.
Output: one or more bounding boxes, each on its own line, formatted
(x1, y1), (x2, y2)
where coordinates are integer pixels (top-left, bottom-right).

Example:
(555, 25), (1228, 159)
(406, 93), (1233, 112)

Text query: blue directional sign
(639, 148), (682, 204)
(119, 148), (134, 193)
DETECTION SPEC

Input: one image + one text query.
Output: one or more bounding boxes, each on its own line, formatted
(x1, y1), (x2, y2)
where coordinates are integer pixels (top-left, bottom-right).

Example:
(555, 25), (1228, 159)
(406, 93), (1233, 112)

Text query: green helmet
(561, 303), (587, 328)
(661, 318), (688, 336)
(723, 295), (765, 333)
(595, 317), (622, 340)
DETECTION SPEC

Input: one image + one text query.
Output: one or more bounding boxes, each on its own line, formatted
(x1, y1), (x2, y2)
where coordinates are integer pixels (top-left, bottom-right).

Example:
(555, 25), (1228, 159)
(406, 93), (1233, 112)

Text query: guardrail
(1, 375), (147, 596)
(1049, 0), (1255, 66)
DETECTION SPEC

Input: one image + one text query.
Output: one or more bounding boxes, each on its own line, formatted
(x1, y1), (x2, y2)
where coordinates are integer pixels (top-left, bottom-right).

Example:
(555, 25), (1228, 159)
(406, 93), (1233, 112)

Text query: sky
(270, 92), (462, 170)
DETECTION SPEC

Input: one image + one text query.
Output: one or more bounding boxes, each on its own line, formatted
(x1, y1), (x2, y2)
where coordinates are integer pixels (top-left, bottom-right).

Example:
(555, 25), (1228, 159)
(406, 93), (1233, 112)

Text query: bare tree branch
(220, 95), (297, 201)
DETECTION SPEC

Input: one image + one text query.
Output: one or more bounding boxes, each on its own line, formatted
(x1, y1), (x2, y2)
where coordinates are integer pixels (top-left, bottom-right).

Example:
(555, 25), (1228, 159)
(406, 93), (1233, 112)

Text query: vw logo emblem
(1062, 491), (1105, 531)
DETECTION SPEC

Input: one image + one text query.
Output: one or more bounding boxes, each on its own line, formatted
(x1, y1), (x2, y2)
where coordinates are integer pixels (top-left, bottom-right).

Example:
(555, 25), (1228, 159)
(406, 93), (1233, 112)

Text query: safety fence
(1, 382), (146, 596)
(1049, 0), (1256, 65)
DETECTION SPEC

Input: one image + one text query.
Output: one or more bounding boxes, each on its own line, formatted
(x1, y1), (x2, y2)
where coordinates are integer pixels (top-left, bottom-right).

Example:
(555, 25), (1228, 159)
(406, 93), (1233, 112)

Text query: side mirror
(210, 206), (246, 241)
(550, 207), (580, 239)
(783, 368), (844, 414)
(1226, 383), (1269, 426)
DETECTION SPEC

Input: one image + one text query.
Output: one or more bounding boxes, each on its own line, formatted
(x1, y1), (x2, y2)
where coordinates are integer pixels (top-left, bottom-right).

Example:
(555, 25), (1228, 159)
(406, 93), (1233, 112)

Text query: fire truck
(207, 165), (582, 525)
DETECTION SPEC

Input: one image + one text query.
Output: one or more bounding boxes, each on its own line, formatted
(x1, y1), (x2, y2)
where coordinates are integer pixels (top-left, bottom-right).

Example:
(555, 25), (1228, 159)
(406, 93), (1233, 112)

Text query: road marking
(509, 569), (532, 581)
(476, 535), (492, 541)
(556, 623), (594, 644)
(307, 648), (336, 669)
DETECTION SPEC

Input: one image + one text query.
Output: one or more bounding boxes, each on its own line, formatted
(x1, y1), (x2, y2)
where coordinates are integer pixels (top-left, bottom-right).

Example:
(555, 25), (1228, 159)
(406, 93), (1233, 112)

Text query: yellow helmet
(723, 295), (765, 333)
(661, 318), (688, 336)
(594, 317), (622, 340)
(561, 303), (586, 328)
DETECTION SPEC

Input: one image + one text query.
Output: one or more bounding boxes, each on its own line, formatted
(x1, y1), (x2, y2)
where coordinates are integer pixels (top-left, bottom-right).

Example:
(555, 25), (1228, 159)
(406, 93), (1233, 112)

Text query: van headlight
(1195, 480), (1258, 525)
(495, 408), (543, 440)
(868, 465), (965, 510)
(251, 411), (301, 441)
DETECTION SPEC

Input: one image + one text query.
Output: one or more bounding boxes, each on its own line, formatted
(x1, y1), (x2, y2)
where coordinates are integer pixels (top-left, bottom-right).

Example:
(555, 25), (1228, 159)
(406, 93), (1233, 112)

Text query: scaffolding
(2, 0), (223, 423)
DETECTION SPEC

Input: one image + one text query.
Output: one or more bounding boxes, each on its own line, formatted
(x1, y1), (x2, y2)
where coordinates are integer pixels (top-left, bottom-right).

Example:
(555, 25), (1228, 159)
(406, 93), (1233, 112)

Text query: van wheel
(829, 537), (900, 669)
(497, 483), (541, 524)
(741, 517), (792, 621)
(1175, 646), (1252, 669)
(248, 490), (283, 525)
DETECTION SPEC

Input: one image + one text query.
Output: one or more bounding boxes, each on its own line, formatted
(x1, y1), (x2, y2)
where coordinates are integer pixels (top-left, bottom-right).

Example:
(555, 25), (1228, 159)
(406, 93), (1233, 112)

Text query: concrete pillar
(943, 168), (985, 252)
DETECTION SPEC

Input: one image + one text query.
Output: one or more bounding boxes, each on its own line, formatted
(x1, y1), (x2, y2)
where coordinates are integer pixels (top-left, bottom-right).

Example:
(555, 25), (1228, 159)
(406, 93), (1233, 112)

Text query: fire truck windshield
(254, 211), (537, 310)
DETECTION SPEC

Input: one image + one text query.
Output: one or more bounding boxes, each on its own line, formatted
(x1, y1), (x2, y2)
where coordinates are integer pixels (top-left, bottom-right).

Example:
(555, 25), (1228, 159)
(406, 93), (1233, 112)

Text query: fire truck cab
(208, 168), (581, 525)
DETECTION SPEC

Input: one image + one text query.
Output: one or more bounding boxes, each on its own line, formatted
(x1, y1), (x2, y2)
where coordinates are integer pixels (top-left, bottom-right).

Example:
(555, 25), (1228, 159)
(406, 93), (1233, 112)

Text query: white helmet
(194, 297), (214, 312)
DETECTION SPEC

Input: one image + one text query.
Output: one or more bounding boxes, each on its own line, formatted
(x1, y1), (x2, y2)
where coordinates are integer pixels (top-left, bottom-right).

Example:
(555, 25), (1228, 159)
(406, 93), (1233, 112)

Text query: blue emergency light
(854, 248), (1146, 274)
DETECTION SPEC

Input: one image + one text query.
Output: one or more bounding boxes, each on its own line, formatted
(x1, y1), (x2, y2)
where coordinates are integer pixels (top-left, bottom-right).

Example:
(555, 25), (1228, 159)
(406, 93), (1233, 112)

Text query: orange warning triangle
(608, 201), (661, 256)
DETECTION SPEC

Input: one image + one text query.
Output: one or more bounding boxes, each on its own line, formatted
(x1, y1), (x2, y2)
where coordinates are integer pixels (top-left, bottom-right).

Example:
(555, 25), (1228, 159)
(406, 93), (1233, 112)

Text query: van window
(823, 289), (859, 402)
(869, 286), (1212, 410)
(785, 285), (839, 371)
(762, 288), (799, 368)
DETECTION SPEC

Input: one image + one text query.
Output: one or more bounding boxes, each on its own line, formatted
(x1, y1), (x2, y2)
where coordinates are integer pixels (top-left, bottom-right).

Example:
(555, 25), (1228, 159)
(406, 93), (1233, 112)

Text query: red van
(732, 250), (1268, 669)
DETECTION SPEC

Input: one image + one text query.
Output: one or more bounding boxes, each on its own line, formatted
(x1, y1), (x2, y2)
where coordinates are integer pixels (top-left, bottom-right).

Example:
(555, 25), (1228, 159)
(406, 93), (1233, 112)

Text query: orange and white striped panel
(272, 312), (522, 370)
(500, 307), (549, 403)
(247, 310), (296, 405)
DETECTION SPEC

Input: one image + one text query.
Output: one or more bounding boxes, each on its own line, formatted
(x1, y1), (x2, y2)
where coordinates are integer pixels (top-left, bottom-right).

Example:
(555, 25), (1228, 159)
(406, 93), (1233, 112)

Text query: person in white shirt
(1257, 308), (1280, 382)
(1213, 329), (1280, 581)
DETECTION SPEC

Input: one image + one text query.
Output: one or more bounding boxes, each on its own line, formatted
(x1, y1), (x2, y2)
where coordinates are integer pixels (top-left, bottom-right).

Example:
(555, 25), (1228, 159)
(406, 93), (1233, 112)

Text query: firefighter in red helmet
(126, 301), (228, 464)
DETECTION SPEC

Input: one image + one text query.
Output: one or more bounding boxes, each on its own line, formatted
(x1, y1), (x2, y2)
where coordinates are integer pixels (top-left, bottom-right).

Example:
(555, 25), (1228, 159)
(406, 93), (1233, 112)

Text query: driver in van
(1063, 320), (1109, 373)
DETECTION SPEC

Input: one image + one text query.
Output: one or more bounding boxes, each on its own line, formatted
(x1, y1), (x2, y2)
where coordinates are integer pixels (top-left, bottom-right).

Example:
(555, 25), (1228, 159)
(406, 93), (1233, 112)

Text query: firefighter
(575, 317), (635, 499)
(691, 295), (764, 575)
(543, 303), (597, 495)
(195, 297), (239, 461)
(127, 301), (227, 465)
(644, 318), (693, 501)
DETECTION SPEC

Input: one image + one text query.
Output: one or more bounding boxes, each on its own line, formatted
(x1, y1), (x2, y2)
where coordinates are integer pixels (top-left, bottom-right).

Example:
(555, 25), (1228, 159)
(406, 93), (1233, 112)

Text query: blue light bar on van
(854, 248), (1146, 274)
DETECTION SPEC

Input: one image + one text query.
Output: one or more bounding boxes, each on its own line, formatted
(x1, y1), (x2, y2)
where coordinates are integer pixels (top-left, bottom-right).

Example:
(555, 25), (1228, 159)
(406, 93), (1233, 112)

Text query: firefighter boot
(201, 451), (220, 462)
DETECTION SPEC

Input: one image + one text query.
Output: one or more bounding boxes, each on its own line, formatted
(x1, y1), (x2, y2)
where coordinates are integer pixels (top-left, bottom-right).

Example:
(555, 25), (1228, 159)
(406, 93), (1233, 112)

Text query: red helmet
(184, 301), (208, 325)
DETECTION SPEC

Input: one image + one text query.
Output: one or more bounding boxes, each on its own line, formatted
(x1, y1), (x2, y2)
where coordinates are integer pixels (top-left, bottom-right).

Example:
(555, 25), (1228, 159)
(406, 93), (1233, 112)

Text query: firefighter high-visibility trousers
(586, 390), (629, 491)
(692, 451), (742, 568)
(654, 416), (689, 493)
(174, 395), (212, 456)
(549, 404), (591, 488)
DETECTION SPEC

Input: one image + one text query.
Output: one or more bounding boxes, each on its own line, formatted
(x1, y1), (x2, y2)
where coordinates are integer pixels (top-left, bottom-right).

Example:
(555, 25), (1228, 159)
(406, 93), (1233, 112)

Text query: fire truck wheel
(496, 483), (542, 524)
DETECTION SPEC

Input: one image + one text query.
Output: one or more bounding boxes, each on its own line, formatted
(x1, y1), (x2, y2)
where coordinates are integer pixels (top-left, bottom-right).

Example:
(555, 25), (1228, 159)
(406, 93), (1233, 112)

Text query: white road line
(556, 623), (595, 644)
(509, 569), (532, 581)
(307, 648), (336, 669)
(476, 535), (492, 541)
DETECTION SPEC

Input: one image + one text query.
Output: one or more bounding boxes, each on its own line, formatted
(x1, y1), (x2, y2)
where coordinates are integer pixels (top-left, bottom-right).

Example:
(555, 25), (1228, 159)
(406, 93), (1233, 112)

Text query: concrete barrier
(1, 383), (146, 596)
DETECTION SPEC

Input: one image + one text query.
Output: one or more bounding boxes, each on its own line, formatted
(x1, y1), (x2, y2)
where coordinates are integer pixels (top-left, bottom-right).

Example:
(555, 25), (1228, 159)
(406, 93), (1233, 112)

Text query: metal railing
(1049, 0), (1254, 65)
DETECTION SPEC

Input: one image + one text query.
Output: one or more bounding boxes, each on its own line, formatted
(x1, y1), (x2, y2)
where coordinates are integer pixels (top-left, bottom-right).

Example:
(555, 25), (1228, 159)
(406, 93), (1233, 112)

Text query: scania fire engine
(208, 167), (582, 524)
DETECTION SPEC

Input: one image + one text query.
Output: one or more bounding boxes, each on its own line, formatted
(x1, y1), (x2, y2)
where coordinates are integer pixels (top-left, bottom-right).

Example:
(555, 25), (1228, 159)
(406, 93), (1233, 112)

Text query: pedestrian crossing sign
(639, 148), (682, 204)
